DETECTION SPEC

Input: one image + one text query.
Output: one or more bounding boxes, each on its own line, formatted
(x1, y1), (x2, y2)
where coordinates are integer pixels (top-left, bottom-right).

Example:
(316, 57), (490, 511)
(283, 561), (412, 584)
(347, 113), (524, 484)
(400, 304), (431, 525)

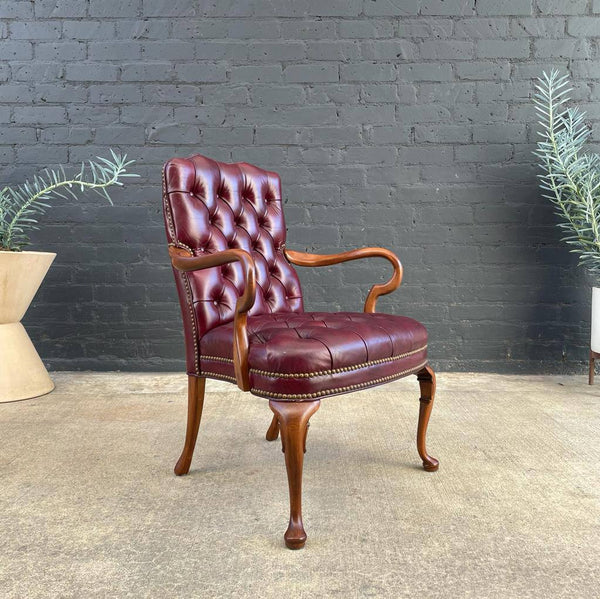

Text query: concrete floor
(0, 372), (599, 599)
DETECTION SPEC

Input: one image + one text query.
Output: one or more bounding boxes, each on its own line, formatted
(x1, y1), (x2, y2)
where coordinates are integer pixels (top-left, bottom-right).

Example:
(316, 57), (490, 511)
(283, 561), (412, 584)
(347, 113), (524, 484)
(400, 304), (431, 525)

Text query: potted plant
(0, 150), (137, 402)
(535, 70), (600, 379)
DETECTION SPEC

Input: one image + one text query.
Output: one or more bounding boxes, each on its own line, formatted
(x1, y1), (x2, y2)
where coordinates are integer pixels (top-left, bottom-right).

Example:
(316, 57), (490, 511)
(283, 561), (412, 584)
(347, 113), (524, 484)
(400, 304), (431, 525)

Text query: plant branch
(0, 150), (138, 251)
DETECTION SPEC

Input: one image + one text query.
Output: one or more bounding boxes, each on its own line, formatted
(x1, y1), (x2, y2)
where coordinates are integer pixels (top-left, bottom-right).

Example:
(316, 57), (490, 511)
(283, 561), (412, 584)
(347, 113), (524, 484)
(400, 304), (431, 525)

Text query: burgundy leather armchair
(163, 154), (438, 549)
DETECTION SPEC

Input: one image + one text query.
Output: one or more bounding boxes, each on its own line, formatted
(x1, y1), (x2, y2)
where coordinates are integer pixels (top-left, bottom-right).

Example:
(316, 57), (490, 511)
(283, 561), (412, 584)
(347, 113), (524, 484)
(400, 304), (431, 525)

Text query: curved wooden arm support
(284, 247), (403, 313)
(169, 245), (256, 391)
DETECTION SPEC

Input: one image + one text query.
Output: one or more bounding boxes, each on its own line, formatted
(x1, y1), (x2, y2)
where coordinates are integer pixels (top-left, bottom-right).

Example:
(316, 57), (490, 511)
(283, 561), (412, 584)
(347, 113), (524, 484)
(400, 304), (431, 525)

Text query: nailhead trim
(181, 272), (200, 374)
(201, 360), (427, 399)
(168, 241), (194, 255)
(248, 360), (428, 400)
(163, 169), (176, 241)
(201, 355), (234, 364)
(202, 371), (238, 384)
(163, 167), (200, 375)
(200, 344), (427, 379)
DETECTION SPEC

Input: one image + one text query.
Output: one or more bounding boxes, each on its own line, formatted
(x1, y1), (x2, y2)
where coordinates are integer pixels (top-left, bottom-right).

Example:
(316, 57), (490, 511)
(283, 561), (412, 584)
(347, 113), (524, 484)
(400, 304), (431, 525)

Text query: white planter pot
(592, 287), (600, 353)
(0, 250), (56, 402)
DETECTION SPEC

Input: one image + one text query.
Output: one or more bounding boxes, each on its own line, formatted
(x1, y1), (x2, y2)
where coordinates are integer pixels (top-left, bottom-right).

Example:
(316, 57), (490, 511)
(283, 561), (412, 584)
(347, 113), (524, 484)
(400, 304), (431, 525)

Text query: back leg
(266, 413), (279, 441)
(416, 365), (439, 472)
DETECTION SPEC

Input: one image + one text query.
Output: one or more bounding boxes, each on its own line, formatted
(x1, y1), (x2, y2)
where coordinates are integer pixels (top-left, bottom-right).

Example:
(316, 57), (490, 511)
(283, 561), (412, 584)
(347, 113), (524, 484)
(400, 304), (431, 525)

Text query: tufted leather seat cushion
(199, 312), (428, 400)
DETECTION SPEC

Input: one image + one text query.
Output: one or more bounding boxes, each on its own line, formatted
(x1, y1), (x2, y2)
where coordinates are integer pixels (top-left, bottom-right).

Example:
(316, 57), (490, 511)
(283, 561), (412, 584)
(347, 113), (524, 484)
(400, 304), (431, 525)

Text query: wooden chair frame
(169, 245), (438, 549)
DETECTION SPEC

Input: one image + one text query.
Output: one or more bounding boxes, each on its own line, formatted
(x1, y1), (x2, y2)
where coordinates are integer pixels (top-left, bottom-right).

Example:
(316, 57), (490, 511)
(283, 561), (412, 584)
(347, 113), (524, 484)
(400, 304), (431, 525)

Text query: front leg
(269, 399), (320, 549)
(416, 366), (439, 472)
(174, 376), (206, 475)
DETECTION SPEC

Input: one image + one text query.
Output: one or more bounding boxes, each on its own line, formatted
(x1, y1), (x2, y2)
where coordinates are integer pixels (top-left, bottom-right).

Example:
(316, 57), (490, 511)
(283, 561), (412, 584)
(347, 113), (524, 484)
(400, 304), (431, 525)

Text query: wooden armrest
(168, 245), (256, 391)
(284, 247), (403, 313)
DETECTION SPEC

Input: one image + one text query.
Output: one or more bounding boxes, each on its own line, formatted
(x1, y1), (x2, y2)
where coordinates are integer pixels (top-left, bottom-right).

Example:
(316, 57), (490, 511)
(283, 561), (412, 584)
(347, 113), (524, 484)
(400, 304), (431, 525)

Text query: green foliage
(0, 149), (138, 251)
(535, 70), (600, 275)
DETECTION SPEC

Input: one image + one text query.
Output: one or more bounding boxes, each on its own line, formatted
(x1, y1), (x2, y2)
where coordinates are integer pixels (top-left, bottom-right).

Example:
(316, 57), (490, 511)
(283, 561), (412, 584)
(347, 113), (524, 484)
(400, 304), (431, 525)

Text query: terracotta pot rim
(0, 249), (57, 257)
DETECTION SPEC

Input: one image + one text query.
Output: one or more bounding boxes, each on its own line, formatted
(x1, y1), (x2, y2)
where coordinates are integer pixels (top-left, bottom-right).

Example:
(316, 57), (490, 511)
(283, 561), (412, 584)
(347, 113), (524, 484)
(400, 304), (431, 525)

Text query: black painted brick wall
(1, 0), (597, 373)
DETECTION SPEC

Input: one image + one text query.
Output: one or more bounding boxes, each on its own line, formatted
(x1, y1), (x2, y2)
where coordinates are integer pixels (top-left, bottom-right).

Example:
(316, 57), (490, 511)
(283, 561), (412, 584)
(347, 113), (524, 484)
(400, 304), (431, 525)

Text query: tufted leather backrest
(163, 155), (304, 372)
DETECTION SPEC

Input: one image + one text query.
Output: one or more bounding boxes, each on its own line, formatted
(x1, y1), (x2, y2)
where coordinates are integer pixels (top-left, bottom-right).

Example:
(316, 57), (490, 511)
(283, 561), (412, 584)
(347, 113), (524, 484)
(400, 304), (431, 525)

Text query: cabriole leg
(269, 399), (320, 550)
(174, 376), (206, 476)
(416, 366), (439, 472)
(266, 413), (279, 441)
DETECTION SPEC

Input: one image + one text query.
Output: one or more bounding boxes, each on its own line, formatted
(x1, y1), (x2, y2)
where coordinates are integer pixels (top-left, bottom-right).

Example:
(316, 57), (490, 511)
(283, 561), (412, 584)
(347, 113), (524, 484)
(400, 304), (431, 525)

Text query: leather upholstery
(199, 312), (427, 400)
(163, 154), (429, 400)
(163, 155), (303, 375)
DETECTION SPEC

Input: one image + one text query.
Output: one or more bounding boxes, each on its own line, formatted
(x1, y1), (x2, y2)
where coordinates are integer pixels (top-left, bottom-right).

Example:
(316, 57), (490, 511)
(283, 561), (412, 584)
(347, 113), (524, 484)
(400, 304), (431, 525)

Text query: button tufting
(197, 311), (428, 396)
(163, 154), (304, 373)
